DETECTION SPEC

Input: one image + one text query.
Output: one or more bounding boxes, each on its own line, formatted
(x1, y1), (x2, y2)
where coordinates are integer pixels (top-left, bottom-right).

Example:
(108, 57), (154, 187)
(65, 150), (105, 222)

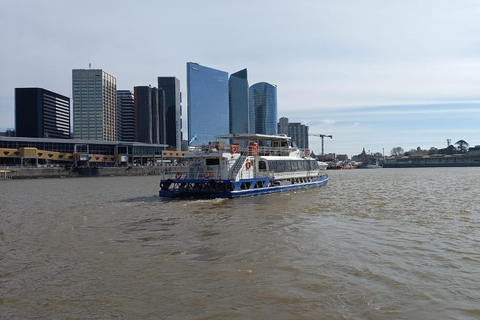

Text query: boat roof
(260, 156), (314, 161)
(215, 133), (291, 142)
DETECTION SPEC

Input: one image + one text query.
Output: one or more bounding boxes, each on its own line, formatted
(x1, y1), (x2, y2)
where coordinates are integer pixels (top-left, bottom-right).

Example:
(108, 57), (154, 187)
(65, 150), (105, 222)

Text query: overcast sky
(1, 0), (479, 156)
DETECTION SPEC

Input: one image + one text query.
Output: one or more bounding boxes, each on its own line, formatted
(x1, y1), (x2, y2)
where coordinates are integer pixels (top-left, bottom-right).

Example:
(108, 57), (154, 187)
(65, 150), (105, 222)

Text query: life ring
(245, 161), (252, 170)
(204, 171), (212, 179)
(175, 172), (182, 179)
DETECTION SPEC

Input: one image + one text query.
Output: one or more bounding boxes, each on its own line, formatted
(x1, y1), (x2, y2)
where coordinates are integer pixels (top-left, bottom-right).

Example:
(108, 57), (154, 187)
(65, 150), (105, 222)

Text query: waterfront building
(249, 82), (277, 135)
(117, 90), (135, 142)
(134, 86), (166, 144)
(229, 69), (249, 135)
(158, 77), (181, 150)
(15, 87), (70, 139)
(72, 69), (117, 141)
(187, 62), (229, 145)
(0, 135), (167, 167)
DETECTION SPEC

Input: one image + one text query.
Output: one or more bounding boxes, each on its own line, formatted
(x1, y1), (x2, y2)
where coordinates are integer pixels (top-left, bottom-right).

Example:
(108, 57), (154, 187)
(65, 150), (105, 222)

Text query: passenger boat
(159, 134), (329, 199)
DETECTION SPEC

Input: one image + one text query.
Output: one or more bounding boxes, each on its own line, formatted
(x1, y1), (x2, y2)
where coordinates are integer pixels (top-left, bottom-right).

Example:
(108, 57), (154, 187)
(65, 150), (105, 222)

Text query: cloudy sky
(1, 0), (479, 156)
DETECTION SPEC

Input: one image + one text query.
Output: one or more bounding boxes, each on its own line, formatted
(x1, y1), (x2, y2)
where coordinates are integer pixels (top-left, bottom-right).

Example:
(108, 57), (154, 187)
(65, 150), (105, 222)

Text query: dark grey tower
(229, 69), (249, 135)
(134, 86), (153, 143)
(117, 90), (135, 142)
(158, 77), (182, 150)
(15, 87), (70, 139)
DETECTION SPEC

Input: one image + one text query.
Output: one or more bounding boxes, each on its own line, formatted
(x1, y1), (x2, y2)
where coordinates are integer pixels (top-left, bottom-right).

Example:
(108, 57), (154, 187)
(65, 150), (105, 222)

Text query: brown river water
(1, 168), (480, 319)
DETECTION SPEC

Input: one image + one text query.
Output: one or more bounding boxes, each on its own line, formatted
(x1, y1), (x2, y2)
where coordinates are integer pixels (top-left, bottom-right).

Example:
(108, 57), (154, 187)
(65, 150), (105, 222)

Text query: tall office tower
(15, 88), (70, 139)
(117, 90), (135, 142)
(277, 117), (289, 135)
(72, 69), (117, 141)
(249, 82), (277, 135)
(288, 122), (309, 149)
(134, 86), (152, 143)
(229, 69), (249, 135)
(133, 86), (165, 144)
(186, 62), (228, 145)
(157, 77), (180, 148)
(277, 117), (309, 148)
(150, 88), (160, 144)
(157, 88), (167, 145)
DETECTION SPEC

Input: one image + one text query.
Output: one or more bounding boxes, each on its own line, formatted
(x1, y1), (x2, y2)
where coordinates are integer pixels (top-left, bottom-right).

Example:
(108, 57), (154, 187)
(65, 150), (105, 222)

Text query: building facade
(277, 117), (309, 149)
(15, 87), (70, 139)
(134, 86), (166, 144)
(158, 77), (181, 150)
(249, 82), (277, 135)
(277, 117), (288, 135)
(117, 90), (135, 142)
(187, 62), (229, 145)
(288, 122), (309, 149)
(229, 69), (249, 135)
(72, 69), (117, 141)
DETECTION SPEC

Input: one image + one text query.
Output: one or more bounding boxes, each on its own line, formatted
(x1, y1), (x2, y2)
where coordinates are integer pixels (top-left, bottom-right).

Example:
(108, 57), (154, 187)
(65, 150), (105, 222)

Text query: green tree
(438, 145), (456, 155)
(428, 147), (439, 155)
(390, 147), (404, 156)
(455, 140), (469, 153)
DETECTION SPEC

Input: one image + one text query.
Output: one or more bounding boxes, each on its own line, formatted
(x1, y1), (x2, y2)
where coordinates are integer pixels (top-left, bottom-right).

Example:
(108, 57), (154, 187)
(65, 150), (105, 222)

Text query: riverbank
(1, 166), (183, 179)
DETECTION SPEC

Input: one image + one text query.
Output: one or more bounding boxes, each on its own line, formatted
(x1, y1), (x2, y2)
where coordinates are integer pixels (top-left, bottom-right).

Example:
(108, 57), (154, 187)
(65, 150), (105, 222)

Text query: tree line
(390, 140), (470, 156)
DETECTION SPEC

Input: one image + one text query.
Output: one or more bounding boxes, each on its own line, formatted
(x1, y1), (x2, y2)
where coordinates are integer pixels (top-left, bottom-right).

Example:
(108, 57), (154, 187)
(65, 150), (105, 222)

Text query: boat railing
(229, 149), (249, 179)
(162, 164), (224, 180)
(256, 146), (292, 156)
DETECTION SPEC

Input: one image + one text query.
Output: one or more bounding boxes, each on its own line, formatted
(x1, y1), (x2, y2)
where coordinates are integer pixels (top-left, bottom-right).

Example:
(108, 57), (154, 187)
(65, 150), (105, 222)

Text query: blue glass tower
(249, 82), (277, 135)
(187, 62), (229, 145)
(229, 69), (249, 134)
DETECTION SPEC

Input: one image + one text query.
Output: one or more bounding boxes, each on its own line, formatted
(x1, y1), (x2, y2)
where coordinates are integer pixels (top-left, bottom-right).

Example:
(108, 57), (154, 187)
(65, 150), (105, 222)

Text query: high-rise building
(117, 90), (135, 142)
(133, 86), (166, 144)
(72, 69), (117, 141)
(157, 88), (167, 145)
(15, 88), (70, 139)
(249, 82), (277, 135)
(277, 117), (289, 135)
(158, 77), (181, 150)
(277, 117), (309, 149)
(229, 69), (249, 135)
(288, 122), (309, 149)
(187, 62), (229, 145)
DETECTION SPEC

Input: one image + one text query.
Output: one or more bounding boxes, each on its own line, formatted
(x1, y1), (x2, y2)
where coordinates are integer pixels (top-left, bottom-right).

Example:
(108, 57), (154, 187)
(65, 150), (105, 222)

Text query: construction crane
(309, 133), (333, 161)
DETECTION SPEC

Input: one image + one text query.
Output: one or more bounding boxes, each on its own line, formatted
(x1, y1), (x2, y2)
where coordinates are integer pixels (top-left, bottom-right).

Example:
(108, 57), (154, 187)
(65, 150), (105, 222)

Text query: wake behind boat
(159, 134), (329, 199)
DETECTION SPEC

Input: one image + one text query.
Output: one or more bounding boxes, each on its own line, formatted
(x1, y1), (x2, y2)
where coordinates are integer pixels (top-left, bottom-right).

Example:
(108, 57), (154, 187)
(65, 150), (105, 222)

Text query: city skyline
(1, 1), (480, 156)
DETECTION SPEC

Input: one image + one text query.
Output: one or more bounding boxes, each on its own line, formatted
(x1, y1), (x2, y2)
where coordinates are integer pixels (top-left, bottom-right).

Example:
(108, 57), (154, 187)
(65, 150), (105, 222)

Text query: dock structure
(0, 169), (12, 180)
(0, 136), (169, 168)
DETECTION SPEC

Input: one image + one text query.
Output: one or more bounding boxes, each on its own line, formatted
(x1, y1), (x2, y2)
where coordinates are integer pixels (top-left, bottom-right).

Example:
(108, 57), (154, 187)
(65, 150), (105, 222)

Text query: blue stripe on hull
(159, 175), (329, 199)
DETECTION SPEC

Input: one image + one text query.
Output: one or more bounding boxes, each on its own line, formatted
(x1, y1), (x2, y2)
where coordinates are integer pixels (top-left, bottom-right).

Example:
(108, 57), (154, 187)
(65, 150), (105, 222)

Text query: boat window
(291, 161), (298, 171)
(259, 161), (267, 170)
(299, 160), (306, 170)
(206, 159), (220, 166)
(284, 161), (291, 171)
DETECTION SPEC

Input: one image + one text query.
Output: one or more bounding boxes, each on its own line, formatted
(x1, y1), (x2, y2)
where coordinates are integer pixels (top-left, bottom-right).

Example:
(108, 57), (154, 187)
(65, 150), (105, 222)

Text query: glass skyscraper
(229, 69), (249, 135)
(187, 62), (229, 145)
(158, 77), (182, 150)
(134, 86), (166, 144)
(249, 82), (277, 135)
